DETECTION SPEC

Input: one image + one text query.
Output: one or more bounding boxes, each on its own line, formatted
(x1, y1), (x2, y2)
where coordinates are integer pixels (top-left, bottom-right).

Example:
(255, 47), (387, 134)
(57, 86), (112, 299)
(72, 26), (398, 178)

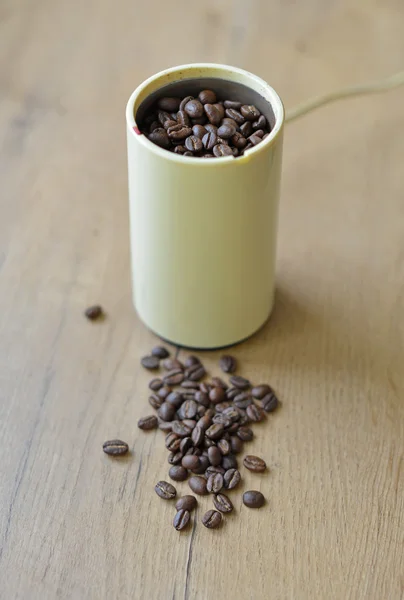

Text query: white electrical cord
(285, 68), (404, 123)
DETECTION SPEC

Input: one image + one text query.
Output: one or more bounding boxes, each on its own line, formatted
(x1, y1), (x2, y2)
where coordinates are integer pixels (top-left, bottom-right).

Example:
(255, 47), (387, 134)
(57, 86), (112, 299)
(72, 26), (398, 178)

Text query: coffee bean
(173, 144), (186, 155)
(149, 394), (164, 409)
(217, 122), (237, 139)
(169, 465), (188, 481)
(243, 490), (265, 508)
(163, 358), (183, 371)
(222, 454), (238, 470)
(208, 446), (222, 467)
(141, 355), (160, 370)
(157, 385), (172, 399)
(213, 493), (233, 513)
(155, 481), (177, 500)
(224, 100), (242, 109)
(234, 392), (253, 409)
(225, 108), (245, 124)
(226, 387), (239, 400)
(171, 421), (193, 437)
(137, 415), (158, 430)
(179, 95), (193, 111)
(157, 111), (173, 127)
(166, 391), (184, 408)
(158, 97), (181, 112)
(184, 355), (200, 368)
(102, 439), (129, 456)
(231, 132), (247, 149)
(165, 432), (181, 451)
(204, 103), (222, 125)
(241, 104), (260, 121)
(213, 144), (233, 157)
(176, 110), (191, 127)
(168, 450), (183, 464)
(192, 124), (207, 139)
(176, 495), (197, 511)
(188, 475), (208, 495)
(207, 472), (224, 493)
(229, 375), (250, 389)
(237, 426), (254, 441)
(205, 465), (225, 478)
(159, 420), (173, 432)
(184, 99), (203, 118)
(180, 437), (193, 454)
(240, 121), (253, 137)
(261, 391), (279, 412)
(149, 378), (163, 391)
(248, 133), (263, 146)
(163, 119), (178, 131)
(246, 404), (265, 422)
(209, 386), (225, 404)
(243, 455), (267, 472)
(202, 509), (222, 529)
(222, 407), (240, 422)
(149, 120), (160, 133)
(199, 89), (217, 104)
(230, 435), (243, 454)
(212, 414), (231, 428)
(173, 508), (191, 531)
(195, 391), (210, 407)
(163, 369), (184, 386)
(202, 130), (218, 150)
(223, 468), (241, 489)
(182, 454), (200, 470)
(217, 438), (231, 456)
(251, 384), (271, 399)
(252, 115), (267, 130)
(204, 123), (218, 135)
(182, 380), (199, 389)
(192, 455), (209, 474)
(181, 399), (198, 419)
(85, 305), (104, 320)
(185, 364), (206, 381)
(206, 423), (224, 440)
(167, 124), (192, 141)
(158, 402), (176, 422)
(192, 425), (204, 446)
(185, 135), (203, 153)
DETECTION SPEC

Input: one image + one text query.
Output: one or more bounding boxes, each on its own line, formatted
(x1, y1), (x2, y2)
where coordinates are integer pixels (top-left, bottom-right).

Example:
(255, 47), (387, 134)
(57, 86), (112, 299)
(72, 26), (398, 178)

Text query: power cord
(285, 68), (404, 123)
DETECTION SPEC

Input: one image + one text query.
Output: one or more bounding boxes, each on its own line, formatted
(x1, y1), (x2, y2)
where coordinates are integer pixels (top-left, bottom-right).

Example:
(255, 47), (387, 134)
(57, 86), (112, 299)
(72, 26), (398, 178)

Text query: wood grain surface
(1, 0), (403, 598)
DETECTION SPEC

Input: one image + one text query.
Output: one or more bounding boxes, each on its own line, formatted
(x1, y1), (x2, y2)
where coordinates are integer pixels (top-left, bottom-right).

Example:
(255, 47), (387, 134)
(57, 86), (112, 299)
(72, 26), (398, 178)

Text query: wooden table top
(1, 1), (403, 598)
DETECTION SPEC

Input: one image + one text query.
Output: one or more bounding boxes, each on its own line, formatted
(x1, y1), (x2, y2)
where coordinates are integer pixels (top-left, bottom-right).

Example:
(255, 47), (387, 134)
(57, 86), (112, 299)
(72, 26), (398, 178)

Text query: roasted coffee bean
(251, 384), (271, 399)
(206, 423), (224, 440)
(209, 386), (225, 404)
(173, 508), (190, 531)
(149, 378), (163, 391)
(179, 95), (193, 111)
(182, 380), (199, 389)
(182, 454), (200, 470)
(141, 355), (160, 370)
(252, 114), (267, 130)
(213, 144), (233, 157)
(192, 425), (205, 446)
(213, 493), (234, 513)
(85, 305), (104, 320)
(181, 399), (198, 419)
(240, 121), (253, 137)
(137, 415), (158, 430)
(231, 132), (247, 149)
(226, 387), (239, 400)
(207, 472), (224, 493)
(197, 405), (206, 417)
(197, 414), (212, 431)
(158, 97), (181, 112)
(188, 446), (200, 456)
(204, 103), (222, 125)
(184, 99), (204, 118)
(212, 414), (232, 428)
(199, 89), (217, 105)
(176, 110), (191, 127)
(163, 119), (178, 131)
(261, 391), (279, 412)
(223, 468), (241, 489)
(225, 108), (245, 124)
(155, 481), (177, 500)
(185, 135), (203, 153)
(176, 495), (197, 511)
(243, 455), (267, 472)
(240, 104), (260, 121)
(163, 369), (184, 386)
(149, 394), (164, 409)
(217, 122), (237, 138)
(195, 391), (210, 407)
(237, 426), (254, 441)
(184, 355), (200, 367)
(157, 385), (171, 400)
(171, 421), (193, 437)
(165, 432), (181, 451)
(163, 358), (183, 371)
(243, 490), (265, 508)
(248, 133), (263, 146)
(168, 450), (183, 465)
(204, 123), (218, 135)
(230, 375), (250, 389)
(157, 111), (173, 127)
(192, 455), (209, 474)
(222, 117), (239, 128)
(186, 364), (206, 381)
(102, 439), (129, 456)
(202, 509), (222, 529)
(149, 120), (160, 133)
(222, 454), (238, 470)
(214, 103), (225, 119)
(240, 142), (253, 155)
(246, 404), (265, 422)
(167, 124), (192, 141)
(223, 406), (240, 422)
(169, 465), (188, 481)
(202, 130), (218, 150)
(224, 100), (242, 109)
(188, 475), (208, 495)
(208, 446), (222, 467)
(166, 391), (184, 408)
(173, 145), (186, 154)
(205, 465), (225, 478)
(234, 392), (253, 409)
(158, 402), (176, 422)
(180, 437), (193, 454)
(158, 420), (173, 432)
(217, 438), (231, 456)
(230, 435), (243, 454)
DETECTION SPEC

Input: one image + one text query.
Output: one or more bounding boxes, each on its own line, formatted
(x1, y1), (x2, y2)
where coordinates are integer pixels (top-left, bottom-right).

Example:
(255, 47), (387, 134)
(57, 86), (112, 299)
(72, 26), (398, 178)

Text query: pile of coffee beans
(140, 89), (271, 158)
(135, 346), (280, 531)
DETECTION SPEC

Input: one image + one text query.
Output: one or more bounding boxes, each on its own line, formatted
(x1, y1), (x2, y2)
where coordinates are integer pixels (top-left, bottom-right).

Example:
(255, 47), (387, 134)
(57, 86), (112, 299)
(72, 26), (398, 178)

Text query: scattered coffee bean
(85, 305), (104, 321)
(208, 446), (222, 466)
(162, 358), (183, 371)
(217, 438), (231, 456)
(159, 420), (173, 432)
(157, 386), (171, 400)
(163, 369), (184, 386)
(168, 450), (183, 464)
(209, 386), (225, 404)
(192, 425), (205, 446)
(151, 346), (170, 359)
(149, 378), (163, 391)
(186, 363), (206, 381)
(169, 465), (188, 481)
(202, 509), (222, 529)
(155, 481), (177, 500)
(206, 423), (224, 440)
(175, 495), (197, 511)
(137, 415), (158, 430)
(205, 465), (225, 478)
(213, 493), (234, 513)
(207, 472), (224, 493)
(165, 432), (181, 451)
(188, 476), (208, 495)
(173, 509), (191, 531)
(229, 375), (250, 389)
(222, 454), (238, 470)
(246, 404), (265, 422)
(141, 355), (160, 370)
(193, 455), (209, 474)
(223, 468), (241, 489)
(243, 455), (267, 472)
(230, 435), (243, 454)
(171, 421), (193, 437)
(243, 490), (265, 508)
(182, 454), (200, 470)
(251, 384), (271, 399)
(166, 391), (184, 408)
(102, 439), (129, 456)
(149, 394), (164, 409)
(261, 391), (279, 412)
(237, 426), (254, 441)
(158, 402), (176, 422)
